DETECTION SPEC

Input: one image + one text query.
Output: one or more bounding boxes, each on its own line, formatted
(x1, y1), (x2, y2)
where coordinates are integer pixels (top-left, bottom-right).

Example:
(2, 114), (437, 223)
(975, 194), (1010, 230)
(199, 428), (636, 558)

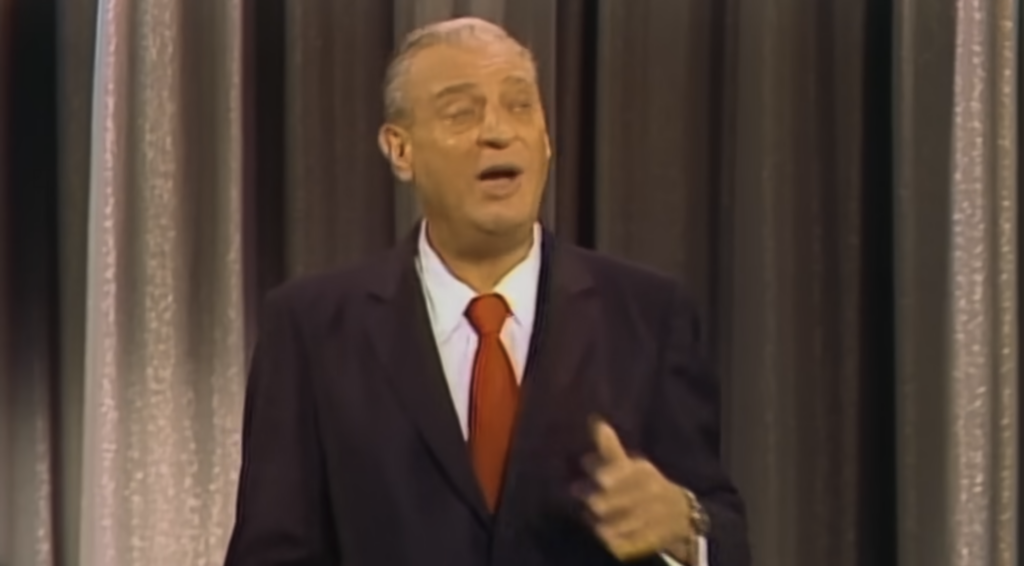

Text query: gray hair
(382, 17), (535, 124)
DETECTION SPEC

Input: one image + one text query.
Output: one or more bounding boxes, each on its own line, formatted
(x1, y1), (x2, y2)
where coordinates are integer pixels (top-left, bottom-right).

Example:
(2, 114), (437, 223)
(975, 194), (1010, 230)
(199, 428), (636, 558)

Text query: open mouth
(477, 164), (524, 183)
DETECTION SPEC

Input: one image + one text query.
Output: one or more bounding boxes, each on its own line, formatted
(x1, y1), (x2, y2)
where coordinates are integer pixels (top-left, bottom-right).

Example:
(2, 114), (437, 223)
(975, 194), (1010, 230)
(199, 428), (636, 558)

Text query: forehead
(404, 40), (537, 97)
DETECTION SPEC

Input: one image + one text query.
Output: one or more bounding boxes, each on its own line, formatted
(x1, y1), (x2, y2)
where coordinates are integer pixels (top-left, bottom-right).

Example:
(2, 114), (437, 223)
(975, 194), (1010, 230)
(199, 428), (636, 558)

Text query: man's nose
(478, 107), (514, 148)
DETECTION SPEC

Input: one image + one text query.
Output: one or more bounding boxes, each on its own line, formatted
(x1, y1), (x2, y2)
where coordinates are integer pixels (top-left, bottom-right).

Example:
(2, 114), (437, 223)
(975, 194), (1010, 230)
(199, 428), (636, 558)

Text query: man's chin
(472, 216), (535, 238)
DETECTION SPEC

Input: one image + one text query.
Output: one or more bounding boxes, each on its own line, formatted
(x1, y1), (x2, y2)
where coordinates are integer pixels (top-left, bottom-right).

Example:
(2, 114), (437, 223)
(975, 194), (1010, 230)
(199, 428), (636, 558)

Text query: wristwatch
(681, 489), (710, 565)
(684, 489), (711, 536)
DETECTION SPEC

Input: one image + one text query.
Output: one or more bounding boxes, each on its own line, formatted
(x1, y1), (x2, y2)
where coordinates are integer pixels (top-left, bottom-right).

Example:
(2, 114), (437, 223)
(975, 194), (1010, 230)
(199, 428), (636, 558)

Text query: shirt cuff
(659, 536), (708, 566)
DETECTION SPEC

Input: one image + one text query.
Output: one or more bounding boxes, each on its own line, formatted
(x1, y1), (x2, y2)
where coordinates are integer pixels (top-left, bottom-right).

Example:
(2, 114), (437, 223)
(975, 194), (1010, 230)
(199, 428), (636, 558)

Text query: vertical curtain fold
(0, 0), (13, 558)
(283, 0), (394, 276)
(57, 0), (98, 560)
(593, 0), (717, 296)
(895, 1), (1018, 566)
(79, 1), (245, 564)
(3, 2), (61, 565)
(718, 2), (870, 565)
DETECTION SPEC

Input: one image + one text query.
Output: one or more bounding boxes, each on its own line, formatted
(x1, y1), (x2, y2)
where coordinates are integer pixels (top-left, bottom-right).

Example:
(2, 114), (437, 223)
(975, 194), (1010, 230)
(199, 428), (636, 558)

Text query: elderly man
(225, 17), (749, 566)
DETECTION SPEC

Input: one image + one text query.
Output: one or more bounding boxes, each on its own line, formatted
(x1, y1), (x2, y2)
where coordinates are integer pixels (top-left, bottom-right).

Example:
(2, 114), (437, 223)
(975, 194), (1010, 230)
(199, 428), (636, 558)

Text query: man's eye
(445, 107), (477, 121)
(511, 101), (533, 112)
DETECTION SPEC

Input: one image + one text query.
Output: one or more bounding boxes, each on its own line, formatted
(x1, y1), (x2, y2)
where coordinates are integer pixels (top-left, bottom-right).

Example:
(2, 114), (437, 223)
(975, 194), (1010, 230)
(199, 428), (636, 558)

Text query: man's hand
(575, 418), (697, 563)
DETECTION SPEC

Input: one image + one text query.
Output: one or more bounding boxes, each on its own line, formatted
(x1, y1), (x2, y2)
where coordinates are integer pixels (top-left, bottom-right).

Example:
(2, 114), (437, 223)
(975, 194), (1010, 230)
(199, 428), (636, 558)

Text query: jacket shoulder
(261, 249), (394, 319)
(566, 245), (689, 303)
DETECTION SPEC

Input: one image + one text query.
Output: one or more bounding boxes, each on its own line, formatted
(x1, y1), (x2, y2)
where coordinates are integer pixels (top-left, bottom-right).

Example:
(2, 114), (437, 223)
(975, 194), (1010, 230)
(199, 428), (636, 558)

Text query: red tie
(465, 294), (520, 512)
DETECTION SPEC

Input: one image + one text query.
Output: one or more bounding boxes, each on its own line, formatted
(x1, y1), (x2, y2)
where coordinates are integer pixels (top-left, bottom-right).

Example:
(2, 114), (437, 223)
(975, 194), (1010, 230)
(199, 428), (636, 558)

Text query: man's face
(383, 39), (550, 238)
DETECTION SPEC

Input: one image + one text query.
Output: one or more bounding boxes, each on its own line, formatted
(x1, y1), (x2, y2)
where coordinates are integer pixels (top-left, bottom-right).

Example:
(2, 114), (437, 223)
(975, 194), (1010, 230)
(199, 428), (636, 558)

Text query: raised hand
(576, 418), (698, 564)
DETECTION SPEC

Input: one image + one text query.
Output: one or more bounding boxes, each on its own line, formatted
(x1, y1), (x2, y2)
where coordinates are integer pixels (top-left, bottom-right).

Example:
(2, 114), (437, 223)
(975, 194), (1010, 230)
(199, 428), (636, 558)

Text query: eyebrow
(502, 75), (532, 88)
(432, 82), (479, 100)
(431, 75), (535, 100)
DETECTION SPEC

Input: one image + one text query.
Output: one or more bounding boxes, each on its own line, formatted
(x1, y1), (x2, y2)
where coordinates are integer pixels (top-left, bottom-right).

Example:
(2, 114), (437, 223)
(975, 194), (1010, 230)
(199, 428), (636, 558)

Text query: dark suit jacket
(224, 229), (750, 566)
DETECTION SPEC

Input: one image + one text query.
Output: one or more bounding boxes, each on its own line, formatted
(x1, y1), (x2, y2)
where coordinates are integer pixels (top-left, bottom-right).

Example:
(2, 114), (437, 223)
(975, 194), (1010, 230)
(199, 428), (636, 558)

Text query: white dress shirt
(415, 222), (706, 566)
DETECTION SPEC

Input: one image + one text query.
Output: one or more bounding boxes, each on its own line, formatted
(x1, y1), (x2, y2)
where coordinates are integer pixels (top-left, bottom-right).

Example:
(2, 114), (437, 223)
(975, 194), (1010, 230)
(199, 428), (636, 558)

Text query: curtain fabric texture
(0, 1), (1018, 566)
(894, 1), (1018, 566)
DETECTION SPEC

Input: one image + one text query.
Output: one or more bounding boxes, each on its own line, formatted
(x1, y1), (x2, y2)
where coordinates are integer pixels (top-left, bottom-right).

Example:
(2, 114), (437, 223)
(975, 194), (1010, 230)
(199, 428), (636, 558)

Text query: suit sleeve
(643, 284), (751, 566)
(223, 290), (339, 566)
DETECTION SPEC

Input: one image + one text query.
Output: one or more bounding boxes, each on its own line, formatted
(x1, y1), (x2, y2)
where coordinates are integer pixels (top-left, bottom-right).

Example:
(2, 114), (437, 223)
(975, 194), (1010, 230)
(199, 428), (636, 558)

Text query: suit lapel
(497, 233), (599, 514)
(364, 231), (491, 526)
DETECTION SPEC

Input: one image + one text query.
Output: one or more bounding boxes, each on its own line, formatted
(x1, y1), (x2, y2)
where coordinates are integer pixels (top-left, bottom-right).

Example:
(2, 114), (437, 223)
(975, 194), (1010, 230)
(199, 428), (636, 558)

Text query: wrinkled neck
(424, 222), (534, 292)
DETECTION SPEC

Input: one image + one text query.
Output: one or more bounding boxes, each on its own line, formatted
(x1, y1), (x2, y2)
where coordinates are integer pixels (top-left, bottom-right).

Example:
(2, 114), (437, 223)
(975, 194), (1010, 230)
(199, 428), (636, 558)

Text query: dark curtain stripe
(552, 0), (598, 248)
(246, 0), (287, 350)
(8, 0), (64, 563)
(892, 1), (957, 564)
(705, 0), (728, 380)
(283, 0), (395, 277)
(859, 0), (898, 564)
(0, 0), (10, 554)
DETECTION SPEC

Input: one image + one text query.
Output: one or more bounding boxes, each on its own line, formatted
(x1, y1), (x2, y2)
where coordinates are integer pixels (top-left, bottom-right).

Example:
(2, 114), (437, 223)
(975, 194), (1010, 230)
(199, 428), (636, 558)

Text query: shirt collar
(416, 222), (542, 340)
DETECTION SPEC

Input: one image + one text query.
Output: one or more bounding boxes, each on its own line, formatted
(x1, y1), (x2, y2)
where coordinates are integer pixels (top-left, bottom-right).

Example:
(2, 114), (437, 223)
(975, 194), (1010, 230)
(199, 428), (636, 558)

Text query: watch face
(687, 491), (711, 534)
(695, 507), (710, 534)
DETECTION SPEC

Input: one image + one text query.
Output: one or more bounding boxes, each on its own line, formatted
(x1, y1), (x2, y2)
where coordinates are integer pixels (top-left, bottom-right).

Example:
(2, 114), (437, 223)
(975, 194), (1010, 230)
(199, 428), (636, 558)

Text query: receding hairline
(382, 17), (537, 125)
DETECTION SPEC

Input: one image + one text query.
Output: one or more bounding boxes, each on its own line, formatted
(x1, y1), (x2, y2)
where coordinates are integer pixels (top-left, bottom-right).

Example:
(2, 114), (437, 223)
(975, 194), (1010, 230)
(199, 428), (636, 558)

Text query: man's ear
(378, 123), (413, 182)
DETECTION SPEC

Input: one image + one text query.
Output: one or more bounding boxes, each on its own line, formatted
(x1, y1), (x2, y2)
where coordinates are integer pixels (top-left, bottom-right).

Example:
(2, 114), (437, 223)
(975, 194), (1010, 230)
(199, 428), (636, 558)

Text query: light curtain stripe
(79, 1), (245, 565)
(896, 1), (1018, 566)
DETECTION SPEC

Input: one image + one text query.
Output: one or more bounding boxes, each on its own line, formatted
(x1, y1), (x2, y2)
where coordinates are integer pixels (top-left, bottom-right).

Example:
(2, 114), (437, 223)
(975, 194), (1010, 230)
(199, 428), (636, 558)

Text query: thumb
(591, 418), (629, 463)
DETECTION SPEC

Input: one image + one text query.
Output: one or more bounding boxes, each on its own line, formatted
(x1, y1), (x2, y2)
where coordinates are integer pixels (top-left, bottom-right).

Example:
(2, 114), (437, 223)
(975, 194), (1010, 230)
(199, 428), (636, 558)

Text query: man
(225, 17), (749, 566)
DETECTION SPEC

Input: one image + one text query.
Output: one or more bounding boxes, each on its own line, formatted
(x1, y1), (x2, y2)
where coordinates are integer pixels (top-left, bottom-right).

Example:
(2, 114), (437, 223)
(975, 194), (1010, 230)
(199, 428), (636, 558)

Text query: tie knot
(466, 294), (510, 336)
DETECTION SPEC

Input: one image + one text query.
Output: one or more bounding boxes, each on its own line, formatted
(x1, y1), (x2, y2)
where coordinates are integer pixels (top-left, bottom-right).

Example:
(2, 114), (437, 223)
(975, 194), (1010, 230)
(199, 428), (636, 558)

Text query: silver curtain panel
(77, 1), (246, 566)
(895, 1), (1018, 566)
(0, 0), (1018, 565)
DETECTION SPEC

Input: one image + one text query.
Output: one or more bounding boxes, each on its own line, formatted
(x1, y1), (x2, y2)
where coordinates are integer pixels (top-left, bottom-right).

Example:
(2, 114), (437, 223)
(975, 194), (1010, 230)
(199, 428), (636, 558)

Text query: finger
(583, 488), (639, 522)
(581, 453), (631, 489)
(585, 457), (657, 495)
(591, 418), (629, 464)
